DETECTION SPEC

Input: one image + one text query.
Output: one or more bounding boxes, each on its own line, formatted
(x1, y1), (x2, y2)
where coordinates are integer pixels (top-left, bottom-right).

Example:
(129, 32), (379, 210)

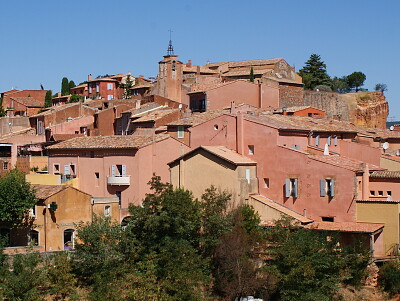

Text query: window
(64, 165), (70, 175)
(315, 135), (320, 146)
(320, 179), (335, 197)
(54, 164), (60, 174)
(387, 191), (392, 196)
(89, 83), (92, 94)
(245, 169), (251, 184)
(63, 229), (75, 250)
(177, 126), (184, 138)
(95, 172), (100, 179)
(133, 90), (139, 96)
(333, 135), (338, 146)
(107, 95), (113, 100)
(29, 205), (36, 218)
(107, 83), (113, 90)
(378, 191), (384, 196)
(370, 190), (376, 196)
(111, 165), (126, 177)
(285, 178), (298, 198)
(90, 151), (94, 158)
(308, 113), (312, 117)
(29, 230), (39, 246)
(116, 191), (122, 208)
(104, 205), (111, 217)
(3, 162), (8, 170)
(263, 178), (270, 188)
(248, 145), (255, 155)
(327, 136), (332, 146)
(214, 124), (219, 131)
(38, 121), (43, 135)
(322, 216), (334, 222)
(70, 164), (76, 175)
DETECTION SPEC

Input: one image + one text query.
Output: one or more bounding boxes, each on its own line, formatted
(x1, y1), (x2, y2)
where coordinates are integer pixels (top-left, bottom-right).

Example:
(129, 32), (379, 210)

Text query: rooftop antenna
(167, 29), (174, 55)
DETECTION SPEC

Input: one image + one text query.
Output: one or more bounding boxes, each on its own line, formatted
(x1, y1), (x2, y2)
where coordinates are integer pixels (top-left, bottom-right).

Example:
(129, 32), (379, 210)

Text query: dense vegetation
(0, 176), (395, 300)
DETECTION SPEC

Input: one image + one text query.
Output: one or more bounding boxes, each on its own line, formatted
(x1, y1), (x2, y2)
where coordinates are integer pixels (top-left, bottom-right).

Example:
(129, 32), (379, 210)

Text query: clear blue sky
(1, 0), (399, 120)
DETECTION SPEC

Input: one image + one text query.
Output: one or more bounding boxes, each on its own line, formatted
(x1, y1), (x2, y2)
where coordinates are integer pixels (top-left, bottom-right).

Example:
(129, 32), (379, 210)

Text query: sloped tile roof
(31, 184), (68, 199)
(310, 155), (382, 172)
(205, 58), (283, 68)
(46, 134), (169, 150)
(11, 97), (44, 107)
(250, 194), (313, 224)
(167, 111), (225, 127)
(131, 109), (178, 123)
(370, 170), (400, 179)
(304, 221), (384, 234)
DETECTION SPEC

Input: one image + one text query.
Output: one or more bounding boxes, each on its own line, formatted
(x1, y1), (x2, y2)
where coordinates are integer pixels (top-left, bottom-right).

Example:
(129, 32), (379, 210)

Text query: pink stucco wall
(339, 140), (381, 166)
(49, 115), (94, 135)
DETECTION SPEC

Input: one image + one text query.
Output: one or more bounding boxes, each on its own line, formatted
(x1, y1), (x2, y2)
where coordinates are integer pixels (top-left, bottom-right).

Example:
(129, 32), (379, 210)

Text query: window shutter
(285, 178), (291, 197)
(315, 135), (320, 146)
(320, 179), (326, 197)
(293, 179), (298, 198)
(122, 165), (127, 176)
(333, 135), (338, 146)
(330, 179), (335, 197)
(111, 165), (116, 177)
(245, 168), (251, 184)
(327, 136), (331, 146)
(64, 165), (70, 175)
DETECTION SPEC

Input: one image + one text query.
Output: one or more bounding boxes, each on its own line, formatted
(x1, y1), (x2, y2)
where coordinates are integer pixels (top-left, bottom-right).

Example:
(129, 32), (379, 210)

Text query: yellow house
(357, 199), (400, 256)
(168, 145), (258, 207)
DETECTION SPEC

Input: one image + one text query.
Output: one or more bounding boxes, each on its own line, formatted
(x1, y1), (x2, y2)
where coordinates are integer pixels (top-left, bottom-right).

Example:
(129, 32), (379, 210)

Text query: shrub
(379, 260), (400, 294)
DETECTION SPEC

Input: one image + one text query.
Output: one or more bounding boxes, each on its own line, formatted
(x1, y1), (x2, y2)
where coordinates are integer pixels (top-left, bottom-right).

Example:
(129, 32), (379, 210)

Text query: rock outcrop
(340, 91), (388, 129)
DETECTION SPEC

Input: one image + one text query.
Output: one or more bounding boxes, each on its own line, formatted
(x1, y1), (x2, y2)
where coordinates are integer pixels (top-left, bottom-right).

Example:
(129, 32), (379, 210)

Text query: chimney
(88, 74), (92, 81)
(187, 60), (192, 67)
(230, 101), (236, 115)
(282, 107), (287, 115)
(57, 92), (61, 97)
(361, 163), (370, 200)
(136, 99), (141, 110)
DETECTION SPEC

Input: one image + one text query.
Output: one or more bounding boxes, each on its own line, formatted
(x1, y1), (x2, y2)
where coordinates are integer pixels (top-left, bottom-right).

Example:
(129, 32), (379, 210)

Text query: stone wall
(279, 84), (304, 107)
(304, 91), (350, 121)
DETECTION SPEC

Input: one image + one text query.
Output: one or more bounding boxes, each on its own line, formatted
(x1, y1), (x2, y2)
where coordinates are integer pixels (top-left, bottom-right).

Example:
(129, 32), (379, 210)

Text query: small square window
(378, 191), (384, 196)
(3, 162), (8, 170)
(248, 145), (255, 155)
(263, 178), (269, 188)
(177, 126), (184, 138)
(95, 172), (100, 179)
(90, 151), (94, 158)
(387, 191), (392, 196)
(54, 164), (60, 174)
(370, 190), (375, 196)
(322, 216), (334, 222)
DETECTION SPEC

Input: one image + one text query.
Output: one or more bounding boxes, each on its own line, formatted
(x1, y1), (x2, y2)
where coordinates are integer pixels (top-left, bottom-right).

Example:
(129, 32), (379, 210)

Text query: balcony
(107, 175), (130, 186)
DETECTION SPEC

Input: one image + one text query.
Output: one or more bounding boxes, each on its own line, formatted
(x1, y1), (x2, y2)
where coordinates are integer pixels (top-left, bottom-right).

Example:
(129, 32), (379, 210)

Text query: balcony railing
(107, 175), (130, 186)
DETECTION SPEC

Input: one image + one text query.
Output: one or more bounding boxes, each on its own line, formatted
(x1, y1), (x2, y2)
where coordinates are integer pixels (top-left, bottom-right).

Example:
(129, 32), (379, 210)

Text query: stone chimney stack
(187, 60), (192, 67)
(88, 74), (92, 81)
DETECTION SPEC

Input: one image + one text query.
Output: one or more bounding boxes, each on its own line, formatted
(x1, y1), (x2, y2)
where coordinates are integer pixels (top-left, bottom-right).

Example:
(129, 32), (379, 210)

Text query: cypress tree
(61, 77), (69, 96)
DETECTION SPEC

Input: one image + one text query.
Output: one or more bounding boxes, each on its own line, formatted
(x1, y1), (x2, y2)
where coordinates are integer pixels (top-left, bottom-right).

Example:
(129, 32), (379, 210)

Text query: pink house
(46, 134), (188, 219)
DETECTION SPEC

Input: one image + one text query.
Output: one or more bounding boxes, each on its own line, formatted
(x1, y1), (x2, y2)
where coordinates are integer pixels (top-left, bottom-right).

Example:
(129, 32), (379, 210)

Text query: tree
(61, 77), (69, 96)
(298, 54), (331, 90)
(0, 169), (37, 225)
(44, 90), (53, 108)
(69, 94), (81, 103)
(347, 71), (366, 92)
(331, 76), (350, 93)
(121, 74), (133, 99)
(0, 98), (5, 117)
(249, 67), (255, 83)
(375, 83), (388, 93)
(68, 80), (75, 92)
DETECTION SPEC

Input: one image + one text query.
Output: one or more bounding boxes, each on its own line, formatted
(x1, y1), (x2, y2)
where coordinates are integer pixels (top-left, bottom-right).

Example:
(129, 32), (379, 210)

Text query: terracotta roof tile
(31, 184), (68, 199)
(370, 170), (400, 179)
(132, 109), (178, 123)
(167, 111), (225, 127)
(250, 194), (313, 224)
(206, 58), (283, 68)
(46, 134), (169, 150)
(10, 97), (44, 107)
(51, 134), (85, 141)
(310, 155), (382, 172)
(304, 221), (384, 234)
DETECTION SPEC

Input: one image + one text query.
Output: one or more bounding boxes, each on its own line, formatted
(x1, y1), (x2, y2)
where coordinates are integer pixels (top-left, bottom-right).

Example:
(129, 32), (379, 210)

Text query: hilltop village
(0, 46), (399, 263)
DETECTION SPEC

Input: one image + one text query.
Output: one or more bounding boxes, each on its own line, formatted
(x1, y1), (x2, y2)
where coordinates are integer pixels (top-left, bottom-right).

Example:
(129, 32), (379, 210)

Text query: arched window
(104, 205), (111, 217)
(29, 230), (39, 246)
(63, 229), (75, 250)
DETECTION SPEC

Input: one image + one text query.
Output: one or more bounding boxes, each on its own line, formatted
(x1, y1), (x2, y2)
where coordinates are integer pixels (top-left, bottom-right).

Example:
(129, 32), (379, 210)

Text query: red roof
(304, 221), (384, 234)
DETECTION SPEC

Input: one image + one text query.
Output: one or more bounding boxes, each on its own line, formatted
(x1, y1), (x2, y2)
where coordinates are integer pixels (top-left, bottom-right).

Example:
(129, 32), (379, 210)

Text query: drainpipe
(236, 112), (244, 155)
(362, 163), (369, 200)
(259, 83), (262, 108)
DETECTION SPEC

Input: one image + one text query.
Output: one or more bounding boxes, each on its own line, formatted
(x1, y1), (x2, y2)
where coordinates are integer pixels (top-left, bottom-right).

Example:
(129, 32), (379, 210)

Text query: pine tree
(298, 54), (331, 90)
(68, 80), (75, 93)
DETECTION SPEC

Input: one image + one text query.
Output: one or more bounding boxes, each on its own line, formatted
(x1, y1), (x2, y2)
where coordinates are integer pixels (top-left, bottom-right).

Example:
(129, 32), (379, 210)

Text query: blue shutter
(285, 178), (291, 197)
(64, 165), (70, 175)
(111, 165), (116, 177)
(315, 135), (320, 146)
(334, 135), (338, 146)
(330, 179), (335, 197)
(320, 179), (326, 197)
(327, 136), (331, 146)
(122, 165), (127, 176)
(293, 179), (298, 198)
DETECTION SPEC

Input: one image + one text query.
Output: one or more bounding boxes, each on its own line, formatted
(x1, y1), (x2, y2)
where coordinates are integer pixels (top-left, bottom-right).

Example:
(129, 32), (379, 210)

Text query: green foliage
(379, 260), (400, 294)
(44, 90), (53, 108)
(121, 74), (133, 99)
(61, 77), (69, 96)
(1, 252), (44, 301)
(375, 83), (388, 92)
(298, 54), (331, 90)
(0, 98), (5, 117)
(314, 84), (332, 92)
(331, 76), (350, 93)
(69, 94), (82, 103)
(46, 252), (77, 300)
(249, 67), (255, 83)
(0, 168), (37, 225)
(347, 71), (366, 92)
(68, 80), (76, 92)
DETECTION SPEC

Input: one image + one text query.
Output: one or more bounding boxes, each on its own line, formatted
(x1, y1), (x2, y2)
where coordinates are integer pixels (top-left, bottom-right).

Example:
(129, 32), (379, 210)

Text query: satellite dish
(390, 126), (395, 131)
(178, 104), (182, 109)
(383, 142), (389, 150)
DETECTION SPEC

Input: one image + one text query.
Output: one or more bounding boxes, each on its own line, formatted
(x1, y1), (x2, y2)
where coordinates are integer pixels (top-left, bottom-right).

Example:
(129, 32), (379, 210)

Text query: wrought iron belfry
(167, 29), (174, 55)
